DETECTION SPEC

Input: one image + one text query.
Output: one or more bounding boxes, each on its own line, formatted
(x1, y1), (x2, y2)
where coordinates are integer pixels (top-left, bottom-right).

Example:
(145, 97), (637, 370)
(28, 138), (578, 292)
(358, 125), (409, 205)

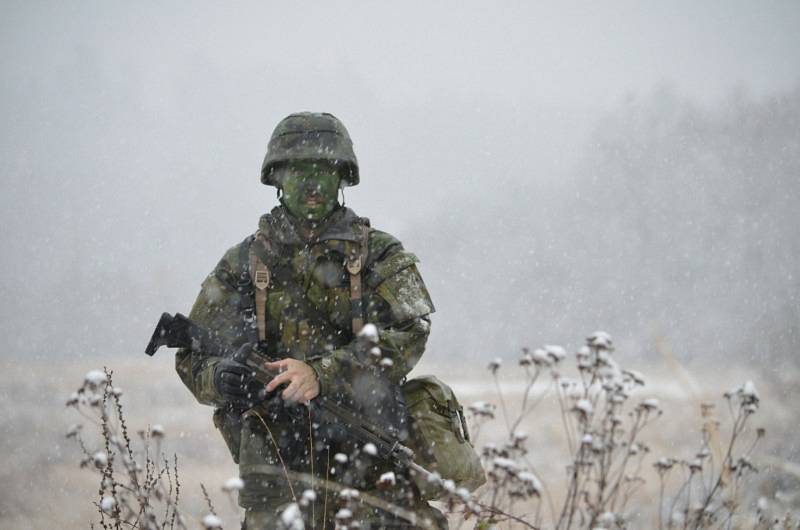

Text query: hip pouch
(212, 407), (243, 464)
(401, 375), (486, 500)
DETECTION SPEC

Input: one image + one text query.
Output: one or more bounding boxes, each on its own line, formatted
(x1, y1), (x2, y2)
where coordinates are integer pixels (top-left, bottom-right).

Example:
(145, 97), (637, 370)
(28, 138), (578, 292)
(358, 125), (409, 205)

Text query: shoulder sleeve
(308, 229), (436, 392)
(175, 241), (248, 407)
(364, 229), (403, 269)
(189, 243), (245, 341)
(364, 229), (435, 323)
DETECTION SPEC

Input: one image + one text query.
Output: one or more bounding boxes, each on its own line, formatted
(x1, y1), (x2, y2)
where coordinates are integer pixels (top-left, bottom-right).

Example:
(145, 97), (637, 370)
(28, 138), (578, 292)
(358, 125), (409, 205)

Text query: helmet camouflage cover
(261, 112), (359, 187)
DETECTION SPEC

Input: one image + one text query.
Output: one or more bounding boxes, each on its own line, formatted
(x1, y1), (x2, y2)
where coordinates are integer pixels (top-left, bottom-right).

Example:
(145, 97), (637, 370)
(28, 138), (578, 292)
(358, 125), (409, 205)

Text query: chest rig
(235, 216), (371, 353)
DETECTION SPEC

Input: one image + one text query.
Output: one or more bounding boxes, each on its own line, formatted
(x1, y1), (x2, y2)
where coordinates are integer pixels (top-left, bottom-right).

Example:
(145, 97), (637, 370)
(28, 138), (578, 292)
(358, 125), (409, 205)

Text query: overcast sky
(1, 1), (799, 361)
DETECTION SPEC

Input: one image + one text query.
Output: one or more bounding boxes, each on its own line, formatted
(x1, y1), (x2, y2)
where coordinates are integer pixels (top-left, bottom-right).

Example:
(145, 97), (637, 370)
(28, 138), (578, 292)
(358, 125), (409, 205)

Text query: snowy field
(1, 352), (798, 529)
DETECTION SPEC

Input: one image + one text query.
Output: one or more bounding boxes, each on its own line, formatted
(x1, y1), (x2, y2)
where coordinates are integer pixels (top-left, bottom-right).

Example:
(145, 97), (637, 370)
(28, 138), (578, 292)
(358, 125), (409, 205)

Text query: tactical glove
(213, 344), (268, 409)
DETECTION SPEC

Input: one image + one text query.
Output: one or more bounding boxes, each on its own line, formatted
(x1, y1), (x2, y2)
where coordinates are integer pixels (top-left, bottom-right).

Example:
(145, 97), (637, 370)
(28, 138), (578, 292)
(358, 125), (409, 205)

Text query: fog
(1, 0), (799, 371)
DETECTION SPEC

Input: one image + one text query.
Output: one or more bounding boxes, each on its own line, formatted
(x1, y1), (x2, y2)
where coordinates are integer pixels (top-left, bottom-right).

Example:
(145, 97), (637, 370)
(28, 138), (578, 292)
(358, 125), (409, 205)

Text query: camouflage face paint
(277, 160), (341, 221)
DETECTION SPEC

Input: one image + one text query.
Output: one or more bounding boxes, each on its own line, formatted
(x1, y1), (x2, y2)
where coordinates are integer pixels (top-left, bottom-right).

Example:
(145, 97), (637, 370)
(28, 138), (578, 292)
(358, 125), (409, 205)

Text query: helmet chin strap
(339, 186), (346, 207)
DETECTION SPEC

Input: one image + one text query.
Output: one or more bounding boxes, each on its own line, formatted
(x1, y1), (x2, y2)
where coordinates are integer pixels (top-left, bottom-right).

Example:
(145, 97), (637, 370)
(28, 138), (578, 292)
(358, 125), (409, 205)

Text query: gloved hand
(214, 344), (268, 409)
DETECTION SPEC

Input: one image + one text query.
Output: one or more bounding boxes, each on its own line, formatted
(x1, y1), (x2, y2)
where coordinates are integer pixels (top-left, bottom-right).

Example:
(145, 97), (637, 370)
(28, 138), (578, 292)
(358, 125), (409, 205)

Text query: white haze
(1, 1), (799, 373)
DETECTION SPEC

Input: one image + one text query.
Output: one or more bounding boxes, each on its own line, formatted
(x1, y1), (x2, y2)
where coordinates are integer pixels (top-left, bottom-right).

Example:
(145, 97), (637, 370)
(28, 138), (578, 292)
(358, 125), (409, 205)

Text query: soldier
(175, 112), (447, 529)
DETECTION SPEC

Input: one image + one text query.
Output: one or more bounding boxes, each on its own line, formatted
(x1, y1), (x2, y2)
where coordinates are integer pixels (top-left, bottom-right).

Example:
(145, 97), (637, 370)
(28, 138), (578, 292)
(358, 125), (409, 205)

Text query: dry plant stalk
(452, 332), (794, 530)
(66, 368), (191, 530)
(66, 369), (429, 530)
(66, 330), (796, 530)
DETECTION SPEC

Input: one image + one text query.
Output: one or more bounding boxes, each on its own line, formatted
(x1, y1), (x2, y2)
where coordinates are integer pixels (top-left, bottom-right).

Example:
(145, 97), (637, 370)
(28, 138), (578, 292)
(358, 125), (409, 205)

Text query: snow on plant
(66, 333), (790, 529)
(66, 367), (190, 529)
(455, 332), (786, 530)
(66, 368), (264, 529)
(66, 369), (434, 529)
(651, 384), (768, 530)
(201, 514), (222, 530)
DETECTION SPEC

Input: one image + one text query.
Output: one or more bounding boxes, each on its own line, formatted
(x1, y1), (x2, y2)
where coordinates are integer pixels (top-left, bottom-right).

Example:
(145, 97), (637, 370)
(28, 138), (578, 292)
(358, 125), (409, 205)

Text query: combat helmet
(261, 112), (359, 187)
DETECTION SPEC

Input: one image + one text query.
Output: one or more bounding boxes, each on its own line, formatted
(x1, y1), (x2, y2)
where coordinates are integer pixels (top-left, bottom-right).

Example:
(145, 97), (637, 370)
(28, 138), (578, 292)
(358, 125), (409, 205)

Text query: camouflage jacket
(175, 205), (435, 408)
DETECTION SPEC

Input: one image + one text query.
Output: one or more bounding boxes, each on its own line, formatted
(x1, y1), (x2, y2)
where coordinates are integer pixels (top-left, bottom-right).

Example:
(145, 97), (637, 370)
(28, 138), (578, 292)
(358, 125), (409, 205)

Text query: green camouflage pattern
(175, 206), (435, 403)
(174, 204), (441, 528)
(402, 376), (486, 500)
(261, 112), (359, 187)
(276, 160), (341, 221)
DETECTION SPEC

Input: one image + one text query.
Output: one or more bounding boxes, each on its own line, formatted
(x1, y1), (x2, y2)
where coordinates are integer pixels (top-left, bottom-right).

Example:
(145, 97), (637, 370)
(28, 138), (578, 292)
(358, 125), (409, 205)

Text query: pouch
(212, 407), (243, 464)
(401, 375), (486, 500)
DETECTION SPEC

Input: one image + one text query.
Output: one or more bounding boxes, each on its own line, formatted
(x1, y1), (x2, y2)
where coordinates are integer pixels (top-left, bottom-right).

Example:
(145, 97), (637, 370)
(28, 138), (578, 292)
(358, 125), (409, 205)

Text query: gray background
(1, 0), (798, 369)
(2, 3), (800, 527)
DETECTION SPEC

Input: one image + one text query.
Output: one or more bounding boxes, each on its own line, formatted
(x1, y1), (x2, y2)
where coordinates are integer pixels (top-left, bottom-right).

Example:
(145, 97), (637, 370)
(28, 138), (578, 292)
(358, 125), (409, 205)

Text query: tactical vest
(233, 214), (371, 360)
(212, 210), (486, 500)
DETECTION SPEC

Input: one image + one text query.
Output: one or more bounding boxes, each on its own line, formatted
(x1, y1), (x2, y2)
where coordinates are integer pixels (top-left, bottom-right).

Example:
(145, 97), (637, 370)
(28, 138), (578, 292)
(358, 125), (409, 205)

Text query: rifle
(145, 312), (435, 480)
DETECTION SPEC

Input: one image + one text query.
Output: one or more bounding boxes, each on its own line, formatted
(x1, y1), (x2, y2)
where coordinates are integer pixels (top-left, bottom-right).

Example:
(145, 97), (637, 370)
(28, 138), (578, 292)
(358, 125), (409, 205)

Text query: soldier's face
(278, 160), (341, 221)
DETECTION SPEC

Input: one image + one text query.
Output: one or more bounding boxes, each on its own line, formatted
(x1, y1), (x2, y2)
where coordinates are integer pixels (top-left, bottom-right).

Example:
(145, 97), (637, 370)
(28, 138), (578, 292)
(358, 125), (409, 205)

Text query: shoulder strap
(347, 220), (371, 334)
(250, 230), (341, 341)
(249, 231), (271, 343)
(237, 235), (259, 344)
(242, 217), (370, 345)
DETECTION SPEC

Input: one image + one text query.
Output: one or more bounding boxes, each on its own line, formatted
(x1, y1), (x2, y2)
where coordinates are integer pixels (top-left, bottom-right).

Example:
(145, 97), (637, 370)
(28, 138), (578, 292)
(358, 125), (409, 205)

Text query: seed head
(377, 471), (397, 489)
(587, 331), (614, 351)
(92, 451), (109, 468)
(202, 514), (223, 530)
(517, 471), (542, 496)
(100, 496), (116, 514)
(488, 357), (502, 374)
(654, 457), (677, 473)
(84, 370), (107, 388)
(358, 323), (379, 342)
(544, 344), (567, 363)
(468, 401), (496, 419)
(637, 398), (661, 414)
(573, 399), (593, 419)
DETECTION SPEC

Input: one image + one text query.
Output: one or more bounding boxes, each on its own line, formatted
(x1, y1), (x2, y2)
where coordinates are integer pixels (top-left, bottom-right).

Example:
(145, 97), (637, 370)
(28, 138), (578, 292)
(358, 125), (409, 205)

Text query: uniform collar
(259, 205), (362, 247)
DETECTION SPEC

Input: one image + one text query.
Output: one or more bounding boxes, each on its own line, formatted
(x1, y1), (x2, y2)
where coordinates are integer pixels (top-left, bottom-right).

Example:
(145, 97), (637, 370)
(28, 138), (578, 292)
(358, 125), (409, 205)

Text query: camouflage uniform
(175, 114), (446, 529)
